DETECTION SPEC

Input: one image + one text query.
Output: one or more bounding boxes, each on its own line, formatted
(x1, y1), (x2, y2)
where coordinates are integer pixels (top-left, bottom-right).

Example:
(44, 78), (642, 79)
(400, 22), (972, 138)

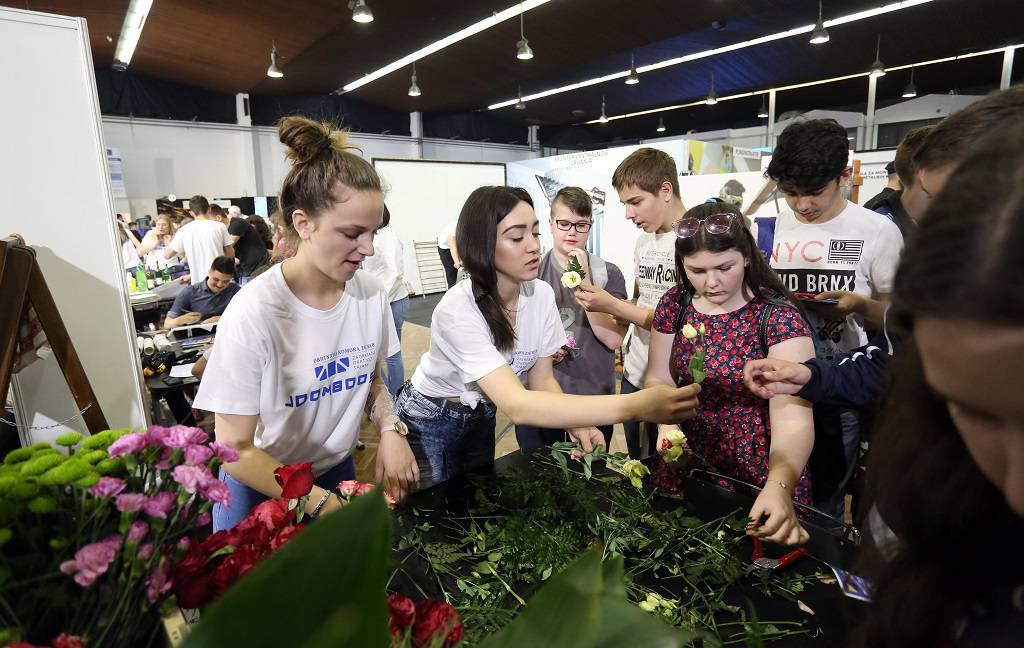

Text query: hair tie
(320, 136), (332, 151)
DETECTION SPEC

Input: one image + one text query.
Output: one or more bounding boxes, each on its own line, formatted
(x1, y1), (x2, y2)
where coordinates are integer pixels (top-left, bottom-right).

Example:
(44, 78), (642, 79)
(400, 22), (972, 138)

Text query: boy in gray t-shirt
(515, 187), (628, 451)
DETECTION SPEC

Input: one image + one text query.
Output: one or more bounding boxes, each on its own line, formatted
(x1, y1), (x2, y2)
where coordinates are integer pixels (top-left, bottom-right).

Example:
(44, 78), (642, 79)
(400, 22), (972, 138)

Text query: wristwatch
(382, 420), (409, 437)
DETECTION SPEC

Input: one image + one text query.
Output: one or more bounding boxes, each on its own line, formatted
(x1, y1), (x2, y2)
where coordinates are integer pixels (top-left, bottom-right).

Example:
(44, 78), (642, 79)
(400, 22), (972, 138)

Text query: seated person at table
(162, 256), (240, 329)
(645, 199), (815, 546)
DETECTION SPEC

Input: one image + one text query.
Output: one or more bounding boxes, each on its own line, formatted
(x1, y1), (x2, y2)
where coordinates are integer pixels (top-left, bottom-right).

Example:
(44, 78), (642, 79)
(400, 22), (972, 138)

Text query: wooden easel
(0, 235), (108, 434)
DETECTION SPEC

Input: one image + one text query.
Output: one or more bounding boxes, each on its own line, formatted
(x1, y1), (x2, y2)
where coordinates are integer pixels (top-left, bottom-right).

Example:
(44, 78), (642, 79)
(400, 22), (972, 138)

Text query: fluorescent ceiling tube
(339, 0), (550, 93)
(112, 0), (155, 70)
(488, 0), (933, 109)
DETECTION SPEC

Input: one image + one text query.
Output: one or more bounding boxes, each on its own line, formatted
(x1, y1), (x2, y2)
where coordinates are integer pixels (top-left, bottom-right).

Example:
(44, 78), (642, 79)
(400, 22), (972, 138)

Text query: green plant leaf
(477, 547), (694, 648)
(183, 491), (392, 648)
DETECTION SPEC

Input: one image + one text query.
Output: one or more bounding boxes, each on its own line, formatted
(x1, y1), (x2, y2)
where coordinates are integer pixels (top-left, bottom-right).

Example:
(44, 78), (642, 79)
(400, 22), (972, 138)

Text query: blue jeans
(515, 424), (613, 452)
(395, 382), (496, 490)
(620, 377), (657, 459)
(382, 297), (410, 397)
(212, 457), (356, 532)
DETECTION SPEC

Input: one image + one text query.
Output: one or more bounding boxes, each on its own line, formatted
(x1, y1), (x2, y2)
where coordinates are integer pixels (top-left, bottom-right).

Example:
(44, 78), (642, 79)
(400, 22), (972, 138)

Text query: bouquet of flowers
(0, 426), (236, 647)
(657, 427), (688, 464)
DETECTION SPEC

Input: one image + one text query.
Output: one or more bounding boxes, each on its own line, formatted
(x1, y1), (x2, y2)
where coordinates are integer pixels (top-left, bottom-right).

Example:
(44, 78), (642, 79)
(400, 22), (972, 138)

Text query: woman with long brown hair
(645, 199), (816, 545)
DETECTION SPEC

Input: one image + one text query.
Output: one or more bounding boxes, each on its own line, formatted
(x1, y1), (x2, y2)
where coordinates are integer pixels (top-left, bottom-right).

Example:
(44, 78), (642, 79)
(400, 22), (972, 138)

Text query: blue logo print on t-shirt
(314, 357), (350, 381)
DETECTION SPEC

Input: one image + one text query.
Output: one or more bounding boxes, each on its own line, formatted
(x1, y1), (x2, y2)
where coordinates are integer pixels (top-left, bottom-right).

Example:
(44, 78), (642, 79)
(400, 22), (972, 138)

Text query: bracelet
(310, 489), (334, 519)
(765, 478), (789, 491)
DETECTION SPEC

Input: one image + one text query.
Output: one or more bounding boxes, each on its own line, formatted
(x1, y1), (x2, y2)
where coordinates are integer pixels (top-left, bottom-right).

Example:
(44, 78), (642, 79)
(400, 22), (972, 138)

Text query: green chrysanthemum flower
(27, 495), (57, 514)
(96, 458), (124, 475)
(20, 453), (64, 477)
(10, 480), (40, 501)
(0, 474), (18, 495)
(81, 432), (114, 450)
(55, 432), (84, 448)
(30, 442), (51, 451)
(38, 459), (90, 486)
(73, 472), (100, 489)
(30, 448), (59, 459)
(2, 448), (34, 465)
(0, 528), (11, 546)
(80, 450), (107, 465)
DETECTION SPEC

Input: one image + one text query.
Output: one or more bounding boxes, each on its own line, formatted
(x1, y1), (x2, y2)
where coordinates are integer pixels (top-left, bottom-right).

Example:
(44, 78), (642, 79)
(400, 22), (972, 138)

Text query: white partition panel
(0, 7), (147, 441)
(373, 159), (506, 295)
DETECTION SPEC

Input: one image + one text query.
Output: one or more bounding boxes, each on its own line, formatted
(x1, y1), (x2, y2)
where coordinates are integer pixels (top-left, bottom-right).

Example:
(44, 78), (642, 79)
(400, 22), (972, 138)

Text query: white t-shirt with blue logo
(193, 264), (399, 473)
(411, 279), (565, 406)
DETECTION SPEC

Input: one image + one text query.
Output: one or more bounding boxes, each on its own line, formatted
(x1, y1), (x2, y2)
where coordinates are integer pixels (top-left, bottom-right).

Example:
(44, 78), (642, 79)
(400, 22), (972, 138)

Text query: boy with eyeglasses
(514, 186), (629, 451)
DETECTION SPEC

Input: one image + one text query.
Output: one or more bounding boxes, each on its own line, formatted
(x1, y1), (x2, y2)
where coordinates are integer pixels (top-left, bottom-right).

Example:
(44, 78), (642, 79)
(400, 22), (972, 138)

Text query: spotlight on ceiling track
(598, 96), (608, 123)
(516, 3), (534, 60)
(757, 97), (769, 118)
(350, 0), (373, 23)
(408, 63), (421, 97)
(705, 72), (718, 105)
(869, 34), (886, 77)
(266, 41), (284, 78)
(515, 86), (526, 110)
(810, 0), (830, 44)
(656, 116), (666, 132)
(625, 53), (639, 85)
(902, 65), (918, 97)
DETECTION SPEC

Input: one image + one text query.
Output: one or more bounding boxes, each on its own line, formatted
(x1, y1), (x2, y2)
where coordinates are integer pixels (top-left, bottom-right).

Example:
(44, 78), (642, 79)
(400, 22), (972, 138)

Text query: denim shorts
(395, 381), (497, 491)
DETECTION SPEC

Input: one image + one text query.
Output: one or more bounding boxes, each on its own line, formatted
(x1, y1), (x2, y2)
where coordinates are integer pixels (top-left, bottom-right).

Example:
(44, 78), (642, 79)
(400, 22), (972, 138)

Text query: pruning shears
(744, 536), (807, 584)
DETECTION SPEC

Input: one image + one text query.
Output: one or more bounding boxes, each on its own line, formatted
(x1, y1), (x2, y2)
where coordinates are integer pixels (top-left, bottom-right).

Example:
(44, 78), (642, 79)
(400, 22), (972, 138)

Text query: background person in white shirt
(193, 116), (417, 530)
(436, 219), (460, 288)
(396, 186), (701, 490)
(164, 194), (235, 285)
(362, 204), (410, 396)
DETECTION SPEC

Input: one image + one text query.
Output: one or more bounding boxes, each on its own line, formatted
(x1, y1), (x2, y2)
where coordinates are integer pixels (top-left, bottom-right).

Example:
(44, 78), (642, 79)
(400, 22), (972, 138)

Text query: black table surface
(393, 450), (865, 647)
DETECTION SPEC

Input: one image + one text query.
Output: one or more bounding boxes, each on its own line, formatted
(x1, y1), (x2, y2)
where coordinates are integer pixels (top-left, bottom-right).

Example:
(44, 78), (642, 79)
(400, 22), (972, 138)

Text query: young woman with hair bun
(193, 116), (418, 530)
(396, 185), (702, 490)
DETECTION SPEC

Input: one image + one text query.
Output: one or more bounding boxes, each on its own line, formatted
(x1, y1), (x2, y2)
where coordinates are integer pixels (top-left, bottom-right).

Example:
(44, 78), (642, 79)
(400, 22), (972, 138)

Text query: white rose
(560, 271), (582, 289)
(681, 324), (698, 340)
(665, 429), (686, 446)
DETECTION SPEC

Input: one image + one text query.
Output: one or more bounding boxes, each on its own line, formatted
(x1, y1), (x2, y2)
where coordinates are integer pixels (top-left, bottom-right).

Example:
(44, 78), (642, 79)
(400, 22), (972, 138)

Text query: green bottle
(135, 265), (147, 293)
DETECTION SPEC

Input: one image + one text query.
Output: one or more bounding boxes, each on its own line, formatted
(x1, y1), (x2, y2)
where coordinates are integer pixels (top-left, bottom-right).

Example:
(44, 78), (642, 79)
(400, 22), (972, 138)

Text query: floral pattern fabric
(652, 286), (813, 505)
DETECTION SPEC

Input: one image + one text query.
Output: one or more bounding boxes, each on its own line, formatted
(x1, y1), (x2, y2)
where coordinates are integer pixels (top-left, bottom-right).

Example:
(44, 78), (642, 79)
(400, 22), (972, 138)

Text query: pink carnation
(565, 334), (578, 350)
(200, 479), (232, 506)
(88, 476), (127, 498)
(210, 441), (240, 463)
(138, 543), (154, 560)
(155, 447), (173, 471)
(337, 480), (359, 496)
(59, 535), (121, 587)
(184, 444), (214, 465)
(146, 560), (172, 604)
(163, 425), (208, 448)
(145, 425), (171, 446)
(128, 521), (149, 544)
(354, 483), (375, 497)
(143, 492), (176, 519)
(172, 464), (214, 494)
(195, 511), (212, 527)
(115, 493), (148, 513)
(107, 432), (148, 457)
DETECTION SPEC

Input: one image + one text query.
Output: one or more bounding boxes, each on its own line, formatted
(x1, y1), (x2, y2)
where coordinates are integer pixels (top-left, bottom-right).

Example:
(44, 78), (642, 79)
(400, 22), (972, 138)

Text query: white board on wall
(0, 8), (148, 441)
(373, 159), (506, 294)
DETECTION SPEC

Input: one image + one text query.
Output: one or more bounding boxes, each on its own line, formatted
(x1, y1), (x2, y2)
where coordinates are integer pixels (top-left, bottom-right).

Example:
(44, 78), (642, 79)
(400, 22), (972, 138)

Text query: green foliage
(183, 491), (393, 648)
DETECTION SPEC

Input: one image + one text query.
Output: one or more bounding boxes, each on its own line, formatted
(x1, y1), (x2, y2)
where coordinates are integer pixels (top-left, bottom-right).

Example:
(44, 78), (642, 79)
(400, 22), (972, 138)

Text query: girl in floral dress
(646, 200), (815, 545)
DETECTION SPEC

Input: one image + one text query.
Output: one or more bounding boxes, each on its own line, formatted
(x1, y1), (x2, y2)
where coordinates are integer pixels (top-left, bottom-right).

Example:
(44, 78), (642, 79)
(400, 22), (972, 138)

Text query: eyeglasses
(672, 212), (735, 238)
(554, 219), (592, 233)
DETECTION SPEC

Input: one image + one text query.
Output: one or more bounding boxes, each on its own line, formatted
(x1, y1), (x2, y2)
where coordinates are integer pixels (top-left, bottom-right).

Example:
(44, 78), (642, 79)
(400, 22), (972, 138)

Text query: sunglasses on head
(672, 212), (736, 238)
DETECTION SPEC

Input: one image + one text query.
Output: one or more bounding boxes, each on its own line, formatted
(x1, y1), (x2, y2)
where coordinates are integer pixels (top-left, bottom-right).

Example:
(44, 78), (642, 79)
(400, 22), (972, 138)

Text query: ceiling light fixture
(625, 53), (639, 85)
(516, 3), (534, 60)
(656, 116), (666, 132)
(266, 41), (284, 78)
(810, 0), (830, 44)
(705, 72), (718, 105)
(579, 43), (1023, 125)
(407, 63), (421, 97)
(487, 0), (933, 110)
(902, 65), (917, 97)
(515, 86), (526, 110)
(870, 34), (886, 77)
(111, 0), (155, 71)
(757, 96), (769, 118)
(599, 96), (608, 123)
(350, 0), (373, 23)
(339, 0), (550, 93)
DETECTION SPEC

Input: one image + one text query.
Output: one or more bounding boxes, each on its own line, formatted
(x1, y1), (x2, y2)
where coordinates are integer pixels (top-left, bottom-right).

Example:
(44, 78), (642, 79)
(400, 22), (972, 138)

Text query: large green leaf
(183, 492), (392, 648)
(477, 548), (696, 648)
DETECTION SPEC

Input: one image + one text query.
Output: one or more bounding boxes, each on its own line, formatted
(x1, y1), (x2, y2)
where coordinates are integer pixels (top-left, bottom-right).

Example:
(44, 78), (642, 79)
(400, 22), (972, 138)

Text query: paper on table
(169, 363), (195, 378)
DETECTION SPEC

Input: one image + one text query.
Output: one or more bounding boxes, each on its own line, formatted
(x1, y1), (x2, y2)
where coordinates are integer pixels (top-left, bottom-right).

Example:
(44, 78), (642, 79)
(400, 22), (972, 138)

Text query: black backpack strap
(757, 301), (775, 357)
(672, 289), (693, 333)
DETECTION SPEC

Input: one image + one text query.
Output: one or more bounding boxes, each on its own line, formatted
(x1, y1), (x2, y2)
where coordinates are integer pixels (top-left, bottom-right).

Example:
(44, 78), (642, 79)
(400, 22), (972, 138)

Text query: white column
(527, 125), (540, 151)
(1001, 46), (1016, 90)
(766, 88), (777, 149)
(865, 75), (878, 150)
(410, 111), (424, 158)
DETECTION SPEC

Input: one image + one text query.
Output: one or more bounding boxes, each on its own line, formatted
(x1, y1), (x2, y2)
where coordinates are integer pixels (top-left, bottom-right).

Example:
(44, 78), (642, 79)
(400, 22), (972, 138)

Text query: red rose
(412, 600), (463, 647)
(274, 463), (315, 499)
(659, 438), (672, 452)
(210, 544), (260, 594)
(269, 523), (304, 552)
(171, 542), (217, 609)
(387, 593), (416, 635)
(51, 634), (86, 648)
(354, 483), (375, 497)
(239, 498), (292, 532)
